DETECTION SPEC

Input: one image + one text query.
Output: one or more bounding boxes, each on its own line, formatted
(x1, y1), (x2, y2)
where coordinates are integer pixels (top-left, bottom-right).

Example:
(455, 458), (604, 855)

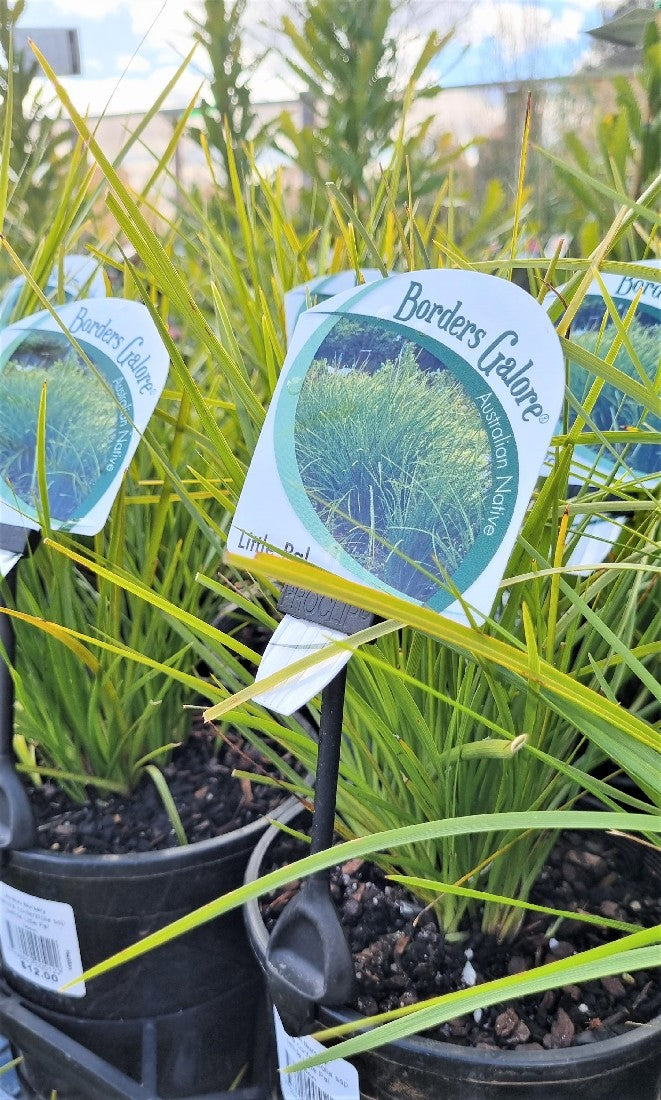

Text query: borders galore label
(548, 263), (660, 487)
(0, 254), (106, 329)
(284, 269), (383, 344)
(229, 270), (564, 625)
(0, 298), (168, 536)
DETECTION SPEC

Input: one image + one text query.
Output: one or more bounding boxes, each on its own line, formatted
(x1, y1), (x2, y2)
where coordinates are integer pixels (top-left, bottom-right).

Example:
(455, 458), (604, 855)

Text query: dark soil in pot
(25, 725), (297, 853)
(1, 729), (303, 1097)
(261, 823), (660, 1051)
(246, 808), (661, 1099)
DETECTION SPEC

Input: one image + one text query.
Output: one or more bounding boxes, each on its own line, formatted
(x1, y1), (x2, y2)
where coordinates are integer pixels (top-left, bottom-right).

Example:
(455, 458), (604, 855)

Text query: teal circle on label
(0, 328), (134, 526)
(565, 292), (660, 481)
(274, 307), (519, 612)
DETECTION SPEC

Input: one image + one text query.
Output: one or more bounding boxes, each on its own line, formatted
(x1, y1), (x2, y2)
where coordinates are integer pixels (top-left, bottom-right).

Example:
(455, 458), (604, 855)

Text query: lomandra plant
(311, 493), (659, 945)
(0, 59), (248, 805)
(18, 35), (661, 1061)
(10, 506), (216, 802)
(220, 270), (660, 942)
(67, 230), (660, 1056)
(1, 244), (304, 803)
(0, 39), (333, 807)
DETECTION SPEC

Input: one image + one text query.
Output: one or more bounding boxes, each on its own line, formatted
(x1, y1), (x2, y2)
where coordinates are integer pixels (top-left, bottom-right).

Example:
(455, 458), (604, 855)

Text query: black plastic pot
(0, 979), (271, 1100)
(1, 797), (296, 1098)
(244, 805), (661, 1100)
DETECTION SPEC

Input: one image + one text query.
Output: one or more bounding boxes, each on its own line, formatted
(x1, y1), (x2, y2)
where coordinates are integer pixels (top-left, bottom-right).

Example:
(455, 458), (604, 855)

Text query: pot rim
(243, 803), (661, 1072)
(8, 794), (300, 878)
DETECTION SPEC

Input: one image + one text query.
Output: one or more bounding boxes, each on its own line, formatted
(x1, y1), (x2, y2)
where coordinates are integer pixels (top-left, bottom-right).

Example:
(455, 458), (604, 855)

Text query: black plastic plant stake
(265, 587), (376, 1036)
(266, 665), (355, 1036)
(0, 523), (36, 850)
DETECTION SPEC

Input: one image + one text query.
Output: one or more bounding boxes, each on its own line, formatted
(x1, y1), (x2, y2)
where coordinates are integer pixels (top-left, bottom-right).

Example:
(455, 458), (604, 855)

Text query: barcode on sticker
(287, 1072), (330, 1100)
(4, 920), (63, 970)
(0, 882), (86, 997)
(273, 1008), (360, 1100)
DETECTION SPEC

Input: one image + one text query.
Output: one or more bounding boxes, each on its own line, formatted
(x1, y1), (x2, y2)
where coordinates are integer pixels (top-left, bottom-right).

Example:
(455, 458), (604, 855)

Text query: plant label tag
(230, 270), (564, 625)
(254, 615), (353, 715)
(285, 270), (384, 343)
(0, 882), (85, 997)
(273, 1007), (359, 1100)
(0, 547), (20, 579)
(0, 297), (168, 536)
(566, 516), (625, 576)
(0, 253), (106, 329)
(547, 261), (660, 489)
(0, 521), (30, 580)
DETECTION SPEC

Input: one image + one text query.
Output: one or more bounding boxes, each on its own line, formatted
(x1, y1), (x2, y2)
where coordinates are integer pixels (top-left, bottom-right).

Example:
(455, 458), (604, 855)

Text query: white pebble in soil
(462, 959), (477, 987)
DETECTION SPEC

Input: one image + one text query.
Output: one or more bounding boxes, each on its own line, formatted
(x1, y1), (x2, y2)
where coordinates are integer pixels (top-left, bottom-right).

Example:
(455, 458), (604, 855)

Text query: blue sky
(21, 0), (617, 116)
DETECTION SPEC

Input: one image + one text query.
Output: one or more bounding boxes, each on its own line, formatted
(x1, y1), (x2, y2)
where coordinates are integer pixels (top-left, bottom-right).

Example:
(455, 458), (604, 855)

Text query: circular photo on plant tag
(562, 268), (659, 485)
(275, 313), (519, 610)
(0, 328), (133, 524)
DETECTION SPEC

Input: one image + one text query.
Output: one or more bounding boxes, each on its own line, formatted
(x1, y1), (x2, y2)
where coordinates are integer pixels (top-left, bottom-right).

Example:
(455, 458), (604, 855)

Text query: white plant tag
(231, 271), (564, 711)
(0, 253), (106, 328)
(0, 297), (168, 536)
(546, 261), (660, 488)
(254, 616), (351, 715)
(0, 547), (20, 579)
(273, 1007), (360, 1100)
(0, 882), (85, 997)
(45, 254), (107, 302)
(566, 516), (624, 576)
(285, 270), (383, 344)
(231, 271), (564, 616)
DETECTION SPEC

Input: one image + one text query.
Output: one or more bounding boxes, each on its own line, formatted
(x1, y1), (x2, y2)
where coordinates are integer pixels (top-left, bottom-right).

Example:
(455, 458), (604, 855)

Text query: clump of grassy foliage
(0, 49), (307, 803)
(295, 338), (491, 601)
(2, 31), (659, 1058)
(0, 339), (118, 520)
(336, 495), (659, 943)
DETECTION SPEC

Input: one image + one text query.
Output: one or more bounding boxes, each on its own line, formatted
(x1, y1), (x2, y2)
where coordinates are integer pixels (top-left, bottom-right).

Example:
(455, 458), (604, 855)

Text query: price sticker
(273, 1008), (360, 1100)
(0, 882), (86, 997)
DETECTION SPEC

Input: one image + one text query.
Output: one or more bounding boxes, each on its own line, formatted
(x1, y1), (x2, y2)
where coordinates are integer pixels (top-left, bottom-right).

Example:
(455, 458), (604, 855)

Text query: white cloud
(115, 52), (152, 75)
(25, 0), (610, 116)
(458, 2), (585, 60)
(245, 51), (304, 103)
(127, 0), (204, 50)
(567, 0), (617, 11)
(54, 64), (204, 117)
(36, 0), (124, 19)
(156, 48), (178, 65)
(571, 42), (604, 72)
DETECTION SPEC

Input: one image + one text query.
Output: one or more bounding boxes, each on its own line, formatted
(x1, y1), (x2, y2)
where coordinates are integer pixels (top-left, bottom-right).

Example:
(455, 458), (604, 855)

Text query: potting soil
(261, 827), (660, 1052)
(24, 729), (297, 854)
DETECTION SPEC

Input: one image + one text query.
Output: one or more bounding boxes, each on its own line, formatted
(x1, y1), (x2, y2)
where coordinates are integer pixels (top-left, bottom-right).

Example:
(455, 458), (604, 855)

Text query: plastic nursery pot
(1, 796), (298, 1099)
(243, 804), (661, 1100)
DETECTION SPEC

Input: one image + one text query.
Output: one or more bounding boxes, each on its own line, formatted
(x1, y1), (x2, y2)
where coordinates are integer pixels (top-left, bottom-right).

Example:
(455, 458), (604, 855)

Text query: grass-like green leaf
(61, 811), (660, 990)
